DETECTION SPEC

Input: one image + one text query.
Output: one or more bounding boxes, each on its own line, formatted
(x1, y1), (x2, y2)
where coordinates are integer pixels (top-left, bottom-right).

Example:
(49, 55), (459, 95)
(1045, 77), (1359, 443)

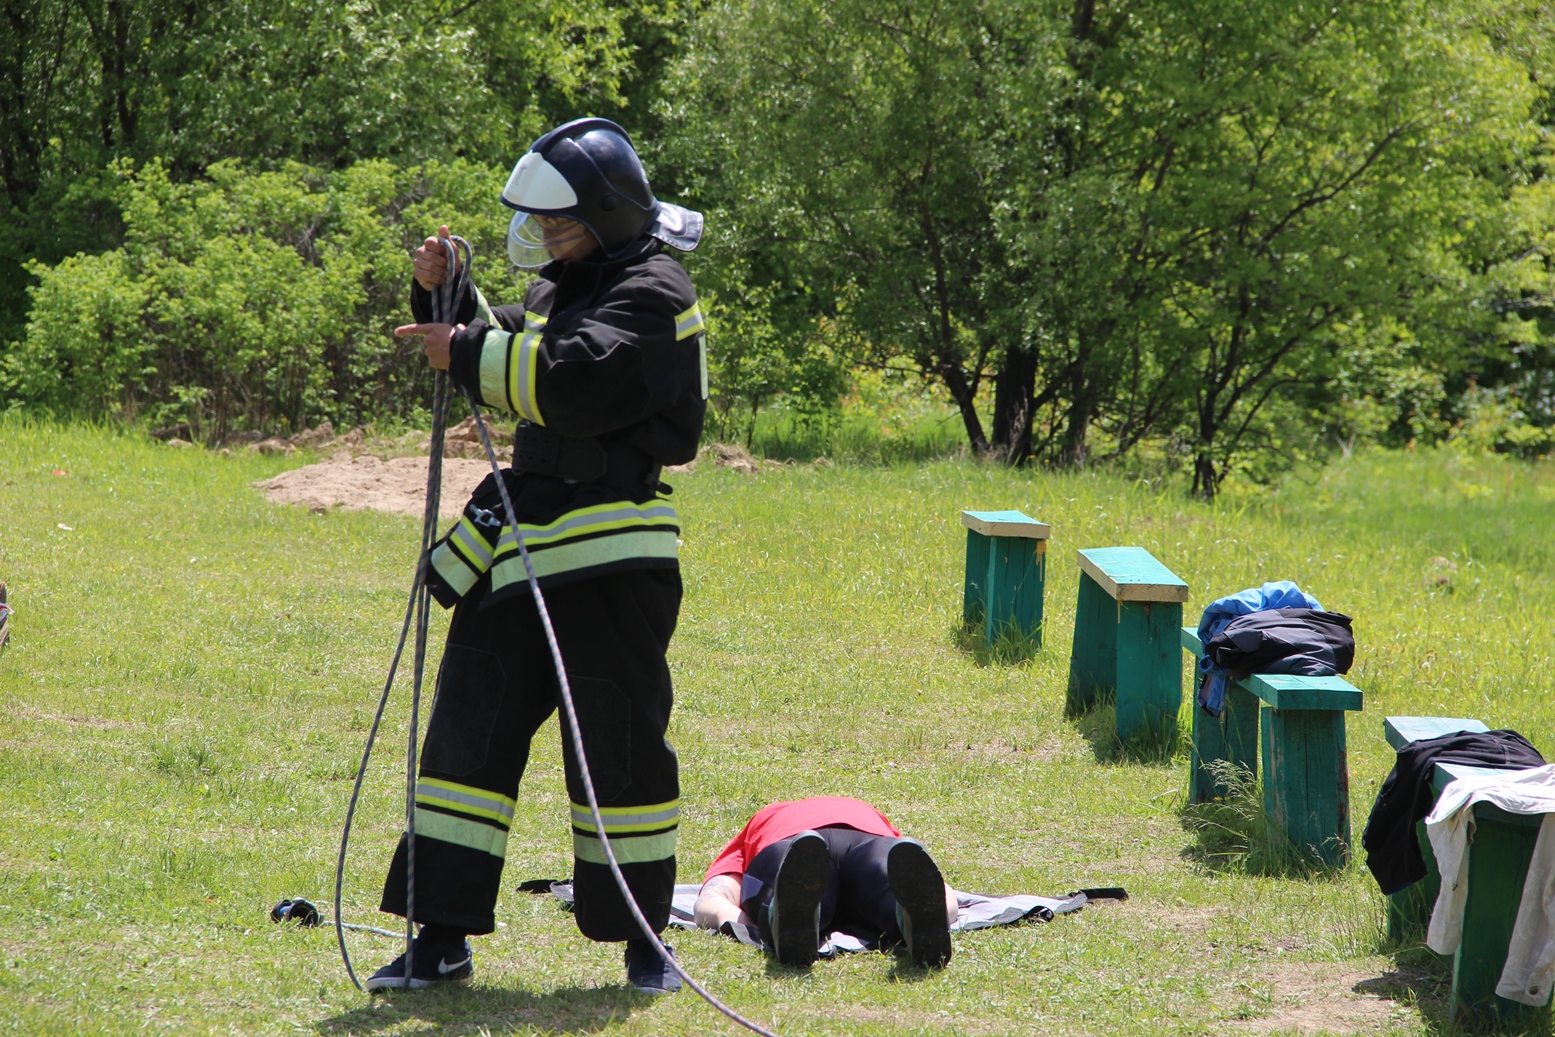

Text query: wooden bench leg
(1114, 600), (1182, 743)
(984, 536), (1045, 648)
(963, 529), (990, 627)
(1190, 681), (1259, 803)
(1386, 820), (1441, 941)
(1067, 570), (1115, 715)
(1261, 707), (1351, 866)
(1451, 808), (1550, 1024)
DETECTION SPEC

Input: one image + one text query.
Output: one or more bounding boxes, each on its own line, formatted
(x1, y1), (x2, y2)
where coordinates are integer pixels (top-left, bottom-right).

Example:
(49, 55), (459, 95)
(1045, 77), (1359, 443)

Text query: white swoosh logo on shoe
(438, 955), (471, 975)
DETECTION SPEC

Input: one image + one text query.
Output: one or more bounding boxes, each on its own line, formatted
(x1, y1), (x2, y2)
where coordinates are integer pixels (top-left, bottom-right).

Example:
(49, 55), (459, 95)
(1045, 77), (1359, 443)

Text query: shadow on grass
(883, 956), (943, 984)
(1070, 699), (1184, 766)
(314, 981), (645, 1036)
(1352, 944), (1484, 1036)
(953, 619), (1042, 667)
(1363, 940), (1555, 1036)
(1178, 760), (1349, 879)
(756, 945), (936, 983)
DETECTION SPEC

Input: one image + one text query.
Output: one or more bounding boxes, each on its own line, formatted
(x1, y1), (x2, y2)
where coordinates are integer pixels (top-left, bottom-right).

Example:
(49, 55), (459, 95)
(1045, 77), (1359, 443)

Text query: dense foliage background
(3, 0), (1553, 494)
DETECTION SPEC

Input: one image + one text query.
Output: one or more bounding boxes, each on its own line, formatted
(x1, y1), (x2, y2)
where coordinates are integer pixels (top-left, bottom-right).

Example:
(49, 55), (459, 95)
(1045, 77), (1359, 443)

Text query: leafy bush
(5, 158), (511, 438)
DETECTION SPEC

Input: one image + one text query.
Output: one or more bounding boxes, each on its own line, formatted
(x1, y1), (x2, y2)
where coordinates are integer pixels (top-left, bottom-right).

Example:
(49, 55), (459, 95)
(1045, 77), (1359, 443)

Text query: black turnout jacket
(413, 237), (706, 606)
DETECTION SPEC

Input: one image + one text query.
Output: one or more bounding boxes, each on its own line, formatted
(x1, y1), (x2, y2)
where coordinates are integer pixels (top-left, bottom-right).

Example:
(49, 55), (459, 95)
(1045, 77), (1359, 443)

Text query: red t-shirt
(704, 796), (901, 880)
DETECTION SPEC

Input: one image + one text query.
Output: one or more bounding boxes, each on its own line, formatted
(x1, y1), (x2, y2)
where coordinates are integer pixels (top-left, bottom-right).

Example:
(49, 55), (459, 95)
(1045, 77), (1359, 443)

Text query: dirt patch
(257, 454), (493, 519)
(1228, 961), (1405, 1035)
(254, 437), (790, 518)
(668, 442), (815, 475)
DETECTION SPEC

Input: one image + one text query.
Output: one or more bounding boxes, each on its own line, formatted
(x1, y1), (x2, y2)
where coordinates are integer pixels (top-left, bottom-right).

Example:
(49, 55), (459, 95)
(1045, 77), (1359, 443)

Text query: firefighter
(370, 118), (706, 995)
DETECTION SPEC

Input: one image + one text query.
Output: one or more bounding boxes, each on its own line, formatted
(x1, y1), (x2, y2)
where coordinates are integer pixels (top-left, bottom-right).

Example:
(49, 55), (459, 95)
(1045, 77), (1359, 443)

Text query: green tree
(1000, 1), (1545, 493)
(669, 0), (1551, 490)
(662, 0), (1054, 455)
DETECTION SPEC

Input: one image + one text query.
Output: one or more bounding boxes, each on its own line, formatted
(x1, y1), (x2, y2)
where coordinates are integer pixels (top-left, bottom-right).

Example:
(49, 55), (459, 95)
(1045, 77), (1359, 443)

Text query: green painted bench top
(1245, 673), (1362, 711)
(1385, 716), (1490, 752)
(960, 510), (1051, 539)
(1078, 547), (1188, 602)
(1180, 627), (1361, 711)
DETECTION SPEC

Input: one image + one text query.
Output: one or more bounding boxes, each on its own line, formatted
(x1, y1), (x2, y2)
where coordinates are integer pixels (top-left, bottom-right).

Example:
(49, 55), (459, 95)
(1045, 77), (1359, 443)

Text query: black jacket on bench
(1204, 608), (1355, 677)
(1361, 730), (1545, 895)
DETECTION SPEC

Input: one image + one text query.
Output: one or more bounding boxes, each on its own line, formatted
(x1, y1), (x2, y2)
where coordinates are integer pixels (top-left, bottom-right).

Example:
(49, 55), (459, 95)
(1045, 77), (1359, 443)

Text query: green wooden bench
(960, 510), (1051, 648)
(1066, 547), (1187, 742)
(1182, 627), (1362, 865)
(1382, 716), (1548, 1026)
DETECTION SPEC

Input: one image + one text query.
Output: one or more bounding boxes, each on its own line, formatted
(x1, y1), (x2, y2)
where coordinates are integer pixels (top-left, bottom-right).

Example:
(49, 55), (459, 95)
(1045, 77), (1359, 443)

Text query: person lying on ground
(692, 796), (957, 968)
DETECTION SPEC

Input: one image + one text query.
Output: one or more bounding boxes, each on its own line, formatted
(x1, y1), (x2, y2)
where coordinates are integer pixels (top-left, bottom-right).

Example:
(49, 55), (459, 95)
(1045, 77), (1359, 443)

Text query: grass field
(2, 417), (1554, 1036)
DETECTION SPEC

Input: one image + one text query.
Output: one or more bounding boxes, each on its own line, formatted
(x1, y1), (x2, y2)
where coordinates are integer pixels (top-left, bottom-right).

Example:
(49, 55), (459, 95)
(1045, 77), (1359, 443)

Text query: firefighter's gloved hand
(394, 321), (465, 370)
(413, 223), (460, 290)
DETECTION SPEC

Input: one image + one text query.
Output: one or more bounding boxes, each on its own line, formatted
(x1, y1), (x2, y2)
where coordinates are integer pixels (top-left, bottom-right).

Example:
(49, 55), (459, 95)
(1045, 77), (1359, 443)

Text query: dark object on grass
(0, 582), (10, 650)
(1205, 608), (1354, 678)
(151, 422), (193, 442)
(271, 898), (323, 926)
(516, 877), (569, 894)
(1361, 729), (1545, 895)
(1072, 887), (1128, 902)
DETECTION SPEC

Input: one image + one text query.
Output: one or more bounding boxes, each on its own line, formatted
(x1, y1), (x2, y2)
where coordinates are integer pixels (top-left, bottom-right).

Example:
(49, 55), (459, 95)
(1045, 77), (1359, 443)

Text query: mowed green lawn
(2, 417), (1553, 1036)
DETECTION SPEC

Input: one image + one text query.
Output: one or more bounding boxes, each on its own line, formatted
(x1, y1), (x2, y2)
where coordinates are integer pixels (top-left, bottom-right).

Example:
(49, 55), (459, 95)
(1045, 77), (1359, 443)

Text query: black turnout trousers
(740, 827), (907, 947)
(380, 568), (682, 940)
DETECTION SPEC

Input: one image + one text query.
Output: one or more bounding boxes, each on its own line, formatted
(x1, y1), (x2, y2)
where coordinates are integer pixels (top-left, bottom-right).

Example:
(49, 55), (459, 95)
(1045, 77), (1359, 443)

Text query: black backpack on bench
(1204, 607), (1355, 678)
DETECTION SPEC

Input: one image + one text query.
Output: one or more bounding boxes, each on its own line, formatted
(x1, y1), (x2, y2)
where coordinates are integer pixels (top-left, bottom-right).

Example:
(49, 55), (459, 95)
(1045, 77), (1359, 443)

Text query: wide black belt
(511, 421), (664, 491)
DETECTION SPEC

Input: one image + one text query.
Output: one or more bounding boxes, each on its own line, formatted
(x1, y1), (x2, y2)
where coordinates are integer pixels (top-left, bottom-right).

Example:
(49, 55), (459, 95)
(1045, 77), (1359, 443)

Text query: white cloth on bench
(1425, 764), (1555, 1005)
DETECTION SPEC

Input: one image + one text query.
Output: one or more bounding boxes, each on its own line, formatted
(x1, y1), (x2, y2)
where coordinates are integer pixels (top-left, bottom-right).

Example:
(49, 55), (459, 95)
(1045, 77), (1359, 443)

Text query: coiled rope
(333, 236), (784, 1037)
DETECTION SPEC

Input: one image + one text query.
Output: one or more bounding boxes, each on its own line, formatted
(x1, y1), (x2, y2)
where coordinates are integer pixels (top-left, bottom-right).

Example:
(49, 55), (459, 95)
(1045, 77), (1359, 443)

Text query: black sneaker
(768, 830), (829, 967)
(888, 839), (952, 968)
(364, 935), (474, 992)
(624, 937), (682, 995)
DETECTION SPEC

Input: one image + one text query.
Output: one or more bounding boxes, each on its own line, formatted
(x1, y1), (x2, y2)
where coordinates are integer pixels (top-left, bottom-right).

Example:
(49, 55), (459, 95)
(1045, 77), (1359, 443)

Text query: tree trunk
(941, 363), (989, 454)
(1192, 451), (1218, 501)
(1059, 382), (1092, 467)
(991, 346), (1036, 465)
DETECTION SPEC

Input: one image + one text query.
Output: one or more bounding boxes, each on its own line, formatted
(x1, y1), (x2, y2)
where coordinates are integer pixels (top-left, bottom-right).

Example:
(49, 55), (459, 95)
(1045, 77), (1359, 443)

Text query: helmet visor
(507, 212), (594, 269)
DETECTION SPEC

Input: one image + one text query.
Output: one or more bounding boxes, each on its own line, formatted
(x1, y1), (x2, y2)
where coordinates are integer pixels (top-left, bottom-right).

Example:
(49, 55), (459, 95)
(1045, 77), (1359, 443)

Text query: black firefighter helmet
(501, 117), (703, 268)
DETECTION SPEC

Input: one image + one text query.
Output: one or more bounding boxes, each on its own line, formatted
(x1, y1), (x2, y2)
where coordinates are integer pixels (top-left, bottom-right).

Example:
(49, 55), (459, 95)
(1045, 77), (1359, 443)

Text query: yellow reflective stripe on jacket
(570, 799), (679, 833)
(674, 302), (704, 340)
(490, 530), (678, 592)
(448, 517), (496, 569)
(492, 501), (679, 552)
(572, 828), (677, 866)
(414, 808), (508, 858)
(417, 778), (516, 826)
(478, 329), (513, 412)
(433, 499), (680, 595)
(472, 285), (497, 327)
(430, 539), (480, 597)
(511, 311), (547, 425)
(697, 332), (708, 399)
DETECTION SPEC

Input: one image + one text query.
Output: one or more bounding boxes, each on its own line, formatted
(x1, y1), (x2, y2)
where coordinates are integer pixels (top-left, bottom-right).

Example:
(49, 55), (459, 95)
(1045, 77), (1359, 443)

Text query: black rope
(332, 240), (461, 991)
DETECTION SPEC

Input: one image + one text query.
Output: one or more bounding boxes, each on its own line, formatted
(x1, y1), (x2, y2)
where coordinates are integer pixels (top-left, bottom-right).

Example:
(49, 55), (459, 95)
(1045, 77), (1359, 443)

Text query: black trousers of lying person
(380, 568), (682, 940)
(740, 826), (910, 947)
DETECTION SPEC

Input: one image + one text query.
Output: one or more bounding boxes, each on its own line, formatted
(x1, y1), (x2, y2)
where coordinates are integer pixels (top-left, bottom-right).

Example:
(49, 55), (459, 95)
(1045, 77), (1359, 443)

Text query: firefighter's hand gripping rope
(334, 237), (785, 1037)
